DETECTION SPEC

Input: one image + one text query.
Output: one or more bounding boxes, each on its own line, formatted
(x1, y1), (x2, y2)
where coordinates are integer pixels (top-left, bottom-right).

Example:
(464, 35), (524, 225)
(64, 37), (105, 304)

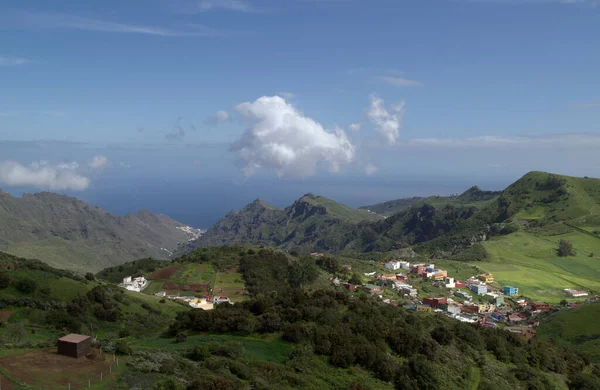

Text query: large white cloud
(367, 95), (404, 145)
(89, 155), (108, 170)
(231, 96), (355, 177)
(0, 161), (90, 191)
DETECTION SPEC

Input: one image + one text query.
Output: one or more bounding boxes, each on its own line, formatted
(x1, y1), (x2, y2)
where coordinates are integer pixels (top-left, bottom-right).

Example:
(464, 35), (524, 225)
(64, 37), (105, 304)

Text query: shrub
(175, 330), (188, 343)
(0, 273), (10, 289)
(85, 272), (95, 281)
(15, 278), (37, 294)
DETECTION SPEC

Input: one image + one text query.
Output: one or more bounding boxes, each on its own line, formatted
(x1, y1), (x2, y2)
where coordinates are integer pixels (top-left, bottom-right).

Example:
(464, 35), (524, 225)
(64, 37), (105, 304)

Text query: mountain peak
(243, 198), (274, 211)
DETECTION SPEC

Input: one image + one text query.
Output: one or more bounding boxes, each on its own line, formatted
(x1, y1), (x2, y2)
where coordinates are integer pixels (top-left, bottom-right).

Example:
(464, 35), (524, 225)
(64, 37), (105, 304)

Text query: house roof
(59, 334), (91, 343)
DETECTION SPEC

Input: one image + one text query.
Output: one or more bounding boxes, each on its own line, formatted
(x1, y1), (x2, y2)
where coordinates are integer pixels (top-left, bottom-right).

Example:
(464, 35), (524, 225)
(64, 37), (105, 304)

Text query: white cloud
(231, 95), (355, 177)
(349, 122), (361, 132)
(57, 161), (79, 171)
(3, 11), (217, 37)
(379, 76), (424, 87)
(119, 162), (132, 168)
(364, 162), (378, 176)
(367, 95), (405, 145)
(89, 155), (108, 170)
(0, 161), (90, 191)
(0, 56), (33, 66)
(204, 110), (230, 125)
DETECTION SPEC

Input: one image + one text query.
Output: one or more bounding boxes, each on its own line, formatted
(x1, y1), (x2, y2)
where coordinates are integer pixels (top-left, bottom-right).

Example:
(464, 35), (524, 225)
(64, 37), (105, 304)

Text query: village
(118, 253), (592, 340)
(326, 256), (591, 340)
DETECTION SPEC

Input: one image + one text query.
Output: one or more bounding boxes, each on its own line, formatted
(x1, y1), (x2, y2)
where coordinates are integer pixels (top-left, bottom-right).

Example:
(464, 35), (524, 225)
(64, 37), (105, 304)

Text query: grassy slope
(479, 232), (600, 302)
(537, 303), (600, 362)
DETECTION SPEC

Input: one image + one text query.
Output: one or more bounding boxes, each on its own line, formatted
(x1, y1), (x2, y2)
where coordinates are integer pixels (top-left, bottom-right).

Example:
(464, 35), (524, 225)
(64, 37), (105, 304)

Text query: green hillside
(4, 248), (600, 389)
(468, 172), (600, 302)
(360, 186), (501, 216)
(537, 303), (600, 362)
(0, 190), (199, 272)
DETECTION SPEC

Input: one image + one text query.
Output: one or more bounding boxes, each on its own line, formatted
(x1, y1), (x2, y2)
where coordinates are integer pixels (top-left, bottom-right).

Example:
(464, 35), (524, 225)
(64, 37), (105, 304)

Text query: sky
(0, 0), (599, 222)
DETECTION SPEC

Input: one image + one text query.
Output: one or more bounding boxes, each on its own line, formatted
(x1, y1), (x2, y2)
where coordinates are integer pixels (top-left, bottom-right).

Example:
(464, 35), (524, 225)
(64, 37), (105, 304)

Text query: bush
(175, 330), (188, 343)
(15, 278), (37, 294)
(0, 273), (10, 289)
(85, 272), (95, 281)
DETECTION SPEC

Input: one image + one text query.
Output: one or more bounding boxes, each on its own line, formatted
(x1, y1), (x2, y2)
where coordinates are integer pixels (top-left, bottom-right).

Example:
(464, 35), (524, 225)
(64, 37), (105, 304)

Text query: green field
(478, 231), (600, 303)
(136, 333), (293, 364)
(538, 303), (600, 362)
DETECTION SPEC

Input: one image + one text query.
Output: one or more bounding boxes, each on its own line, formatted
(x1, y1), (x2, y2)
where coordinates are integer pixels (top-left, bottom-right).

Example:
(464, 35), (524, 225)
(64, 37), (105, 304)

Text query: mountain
(0, 190), (200, 272)
(182, 193), (382, 253)
(359, 186), (501, 216)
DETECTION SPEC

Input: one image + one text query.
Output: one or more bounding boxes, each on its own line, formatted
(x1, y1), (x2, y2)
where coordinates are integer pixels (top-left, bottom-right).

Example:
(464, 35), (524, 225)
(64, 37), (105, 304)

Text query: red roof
(58, 334), (91, 343)
(219, 296), (228, 300)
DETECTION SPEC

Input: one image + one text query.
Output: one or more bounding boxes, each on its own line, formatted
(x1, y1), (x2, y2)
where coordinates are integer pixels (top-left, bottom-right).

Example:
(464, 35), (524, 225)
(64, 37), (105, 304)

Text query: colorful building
(503, 286), (519, 296)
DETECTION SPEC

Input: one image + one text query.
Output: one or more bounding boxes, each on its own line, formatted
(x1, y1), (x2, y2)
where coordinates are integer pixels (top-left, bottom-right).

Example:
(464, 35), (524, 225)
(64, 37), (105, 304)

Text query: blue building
(503, 286), (519, 296)
(469, 284), (487, 295)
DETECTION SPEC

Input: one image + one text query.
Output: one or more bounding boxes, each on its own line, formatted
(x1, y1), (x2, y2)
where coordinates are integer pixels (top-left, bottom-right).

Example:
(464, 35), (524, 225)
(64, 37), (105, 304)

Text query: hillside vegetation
(537, 303), (600, 363)
(0, 190), (198, 272)
(183, 194), (381, 253)
(360, 186), (501, 216)
(115, 248), (600, 389)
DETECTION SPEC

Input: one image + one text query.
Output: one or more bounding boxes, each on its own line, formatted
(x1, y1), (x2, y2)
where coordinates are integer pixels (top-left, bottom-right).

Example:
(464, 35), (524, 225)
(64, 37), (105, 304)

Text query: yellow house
(477, 273), (494, 283)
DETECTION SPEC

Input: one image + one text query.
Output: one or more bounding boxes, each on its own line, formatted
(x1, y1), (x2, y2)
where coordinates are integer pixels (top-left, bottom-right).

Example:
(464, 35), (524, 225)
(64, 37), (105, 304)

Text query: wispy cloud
(0, 110), (65, 117)
(0, 56), (33, 66)
(175, 0), (259, 13)
(379, 76), (424, 87)
(366, 95), (405, 145)
(204, 110), (231, 125)
(395, 133), (600, 149)
(458, 0), (599, 5)
(571, 102), (600, 108)
(2, 10), (219, 37)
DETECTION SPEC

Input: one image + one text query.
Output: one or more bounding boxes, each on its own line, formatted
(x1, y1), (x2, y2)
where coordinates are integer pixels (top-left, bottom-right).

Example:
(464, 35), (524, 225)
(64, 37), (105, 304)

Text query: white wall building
(384, 260), (401, 271)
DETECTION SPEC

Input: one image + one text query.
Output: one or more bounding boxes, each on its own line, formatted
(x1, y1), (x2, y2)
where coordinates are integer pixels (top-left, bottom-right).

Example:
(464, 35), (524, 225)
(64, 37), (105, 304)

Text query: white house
(122, 276), (148, 292)
(214, 296), (232, 305)
(385, 260), (401, 271)
(564, 289), (589, 297)
(364, 271), (376, 277)
(399, 261), (411, 270)
(445, 277), (455, 288)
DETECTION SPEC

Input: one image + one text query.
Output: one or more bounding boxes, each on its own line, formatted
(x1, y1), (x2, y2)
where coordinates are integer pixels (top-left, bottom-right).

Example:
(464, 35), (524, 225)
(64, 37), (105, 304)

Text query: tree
(560, 299), (568, 307)
(557, 240), (576, 257)
(85, 272), (95, 281)
(349, 273), (362, 285)
(15, 277), (37, 294)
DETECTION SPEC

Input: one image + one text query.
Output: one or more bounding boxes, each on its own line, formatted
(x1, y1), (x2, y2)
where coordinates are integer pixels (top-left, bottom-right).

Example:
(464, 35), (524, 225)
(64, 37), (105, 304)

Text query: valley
(1, 171), (600, 389)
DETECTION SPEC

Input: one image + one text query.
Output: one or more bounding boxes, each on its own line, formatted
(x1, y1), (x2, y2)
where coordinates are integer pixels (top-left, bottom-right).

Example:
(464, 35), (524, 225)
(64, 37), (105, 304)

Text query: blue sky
(0, 0), (599, 212)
